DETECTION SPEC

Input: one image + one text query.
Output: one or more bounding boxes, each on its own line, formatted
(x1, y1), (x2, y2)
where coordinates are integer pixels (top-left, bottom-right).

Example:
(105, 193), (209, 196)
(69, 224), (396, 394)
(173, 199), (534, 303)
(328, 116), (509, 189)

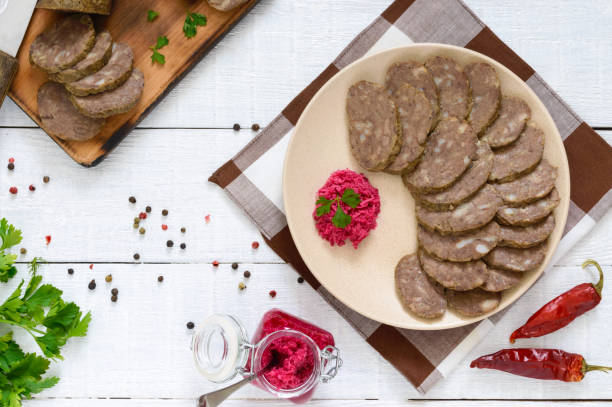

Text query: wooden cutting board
(8, 0), (259, 166)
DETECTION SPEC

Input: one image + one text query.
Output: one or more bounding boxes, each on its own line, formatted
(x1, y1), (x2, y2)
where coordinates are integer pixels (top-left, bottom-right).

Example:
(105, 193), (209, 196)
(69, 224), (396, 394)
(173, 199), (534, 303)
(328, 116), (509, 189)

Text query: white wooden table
(1, 1), (612, 405)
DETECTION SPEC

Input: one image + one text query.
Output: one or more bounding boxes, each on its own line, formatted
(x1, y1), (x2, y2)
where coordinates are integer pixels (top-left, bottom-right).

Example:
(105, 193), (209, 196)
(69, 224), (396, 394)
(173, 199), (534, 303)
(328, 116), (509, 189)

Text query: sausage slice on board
(347, 81), (401, 171)
(482, 267), (523, 292)
(37, 82), (105, 141)
(446, 289), (501, 317)
(419, 249), (487, 291)
(404, 118), (477, 193)
(395, 254), (447, 319)
(483, 96), (531, 148)
(385, 61), (439, 129)
(498, 215), (555, 249)
(52, 31), (113, 84)
(30, 14), (95, 73)
(425, 56), (471, 120)
(71, 68), (144, 119)
(492, 159), (558, 206)
(417, 140), (493, 210)
(66, 42), (134, 97)
(418, 222), (500, 262)
(484, 243), (548, 273)
(385, 84), (433, 174)
(496, 188), (560, 226)
(416, 184), (502, 235)
(465, 62), (501, 135)
(489, 124), (545, 183)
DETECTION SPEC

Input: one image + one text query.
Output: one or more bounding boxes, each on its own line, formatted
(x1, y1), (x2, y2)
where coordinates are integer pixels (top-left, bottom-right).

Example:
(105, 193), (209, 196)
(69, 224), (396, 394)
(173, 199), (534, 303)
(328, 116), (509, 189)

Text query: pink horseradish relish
(251, 310), (335, 401)
(313, 169), (380, 249)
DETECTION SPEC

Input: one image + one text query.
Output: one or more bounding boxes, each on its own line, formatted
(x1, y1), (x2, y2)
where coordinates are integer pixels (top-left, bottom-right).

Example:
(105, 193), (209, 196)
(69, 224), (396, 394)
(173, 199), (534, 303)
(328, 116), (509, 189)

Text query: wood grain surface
(8, 0), (259, 166)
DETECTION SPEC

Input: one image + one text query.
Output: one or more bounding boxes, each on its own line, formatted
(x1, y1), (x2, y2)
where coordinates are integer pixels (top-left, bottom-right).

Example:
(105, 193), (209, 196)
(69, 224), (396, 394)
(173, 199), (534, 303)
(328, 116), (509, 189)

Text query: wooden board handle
(0, 50), (18, 110)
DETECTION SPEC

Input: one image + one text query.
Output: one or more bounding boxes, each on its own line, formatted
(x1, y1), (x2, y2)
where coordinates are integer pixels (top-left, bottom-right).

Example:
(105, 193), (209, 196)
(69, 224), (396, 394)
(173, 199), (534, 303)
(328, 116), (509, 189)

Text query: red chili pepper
(470, 348), (612, 382)
(510, 259), (603, 343)
(45, 235), (51, 245)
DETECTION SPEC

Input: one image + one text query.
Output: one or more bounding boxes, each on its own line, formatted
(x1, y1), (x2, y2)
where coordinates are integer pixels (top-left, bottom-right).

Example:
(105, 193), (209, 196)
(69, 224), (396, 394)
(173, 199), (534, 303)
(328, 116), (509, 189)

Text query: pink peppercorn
(89, 264), (94, 270)
(252, 241), (260, 249)
(269, 290), (277, 298)
(212, 260), (219, 267)
(8, 158), (14, 163)
(161, 224), (168, 231)
(205, 214), (211, 223)
(9, 187), (17, 195)
(29, 185), (35, 191)
(139, 212), (147, 220)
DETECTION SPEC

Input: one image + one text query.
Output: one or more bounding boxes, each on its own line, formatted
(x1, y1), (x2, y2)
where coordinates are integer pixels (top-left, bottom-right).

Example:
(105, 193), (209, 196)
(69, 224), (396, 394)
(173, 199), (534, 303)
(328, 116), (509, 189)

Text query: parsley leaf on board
(331, 206), (352, 229)
(150, 36), (169, 65)
(315, 189), (362, 229)
(151, 50), (166, 65)
(147, 10), (159, 22)
(0, 219), (22, 251)
(341, 188), (361, 208)
(183, 12), (207, 38)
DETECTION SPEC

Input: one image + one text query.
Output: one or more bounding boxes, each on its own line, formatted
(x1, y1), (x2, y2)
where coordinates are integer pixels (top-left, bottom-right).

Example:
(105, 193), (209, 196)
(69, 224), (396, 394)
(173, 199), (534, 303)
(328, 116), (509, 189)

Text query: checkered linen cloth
(210, 0), (612, 393)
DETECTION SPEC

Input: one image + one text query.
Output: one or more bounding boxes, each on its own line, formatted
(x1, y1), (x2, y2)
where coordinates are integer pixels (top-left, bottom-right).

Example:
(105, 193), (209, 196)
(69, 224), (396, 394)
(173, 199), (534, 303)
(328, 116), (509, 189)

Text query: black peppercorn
(180, 227), (186, 233)
(19, 248), (26, 255)
(187, 321), (195, 329)
(43, 176), (50, 183)
(133, 253), (140, 260)
(231, 262), (238, 270)
(251, 123), (260, 131)
(129, 196), (136, 204)
(180, 243), (186, 250)
(233, 123), (241, 131)
(158, 275), (164, 282)
(111, 295), (118, 302)
(297, 277), (305, 284)
(166, 240), (174, 248)
(243, 270), (251, 278)
(68, 268), (74, 275)
(88, 280), (96, 290)
(145, 206), (151, 213)
(111, 288), (119, 296)
(7, 163), (14, 170)
(162, 209), (168, 216)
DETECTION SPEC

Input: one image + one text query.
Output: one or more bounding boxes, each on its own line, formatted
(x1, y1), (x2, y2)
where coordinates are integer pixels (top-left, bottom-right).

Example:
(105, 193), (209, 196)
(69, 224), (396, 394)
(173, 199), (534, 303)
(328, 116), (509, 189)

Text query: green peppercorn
(243, 270), (251, 278)
(134, 217), (140, 224)
(19, 248), (26, 255)
(187, 322), (195, 329)
(111, 288), (118, 296)
(129, 196), (136, 204)
(231, 262), (238, 270)
(88, 280), (96, 290)
(139, 227), (146, 235)
(238, 282), (246, 290)
(133, 223), (139, 229)
(105, 274), (112, 283)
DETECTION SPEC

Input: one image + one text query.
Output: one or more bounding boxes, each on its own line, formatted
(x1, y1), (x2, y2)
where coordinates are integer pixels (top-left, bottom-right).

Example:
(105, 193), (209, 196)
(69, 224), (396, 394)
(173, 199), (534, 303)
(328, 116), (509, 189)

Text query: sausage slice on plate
(492, 159), (558, 206)
(30, 14), (95, 73)
(489, 124), (545, 183)
(404, 117), (477, 193)
(498, 215), (555, 248)
(482, 267), (523, 292)
(347, 81), (401, 171)
(465, 62), (501, 135)
(395, 254), (447, 319)
(446, 289), (501, 317)
(419, 249), (487, 291)
(484, 243), (548, 273)
(483, 96), (531, 148)
(425, 56), (471, 120)
(418, 222), (500, 262)
(497, 188), (560, 226)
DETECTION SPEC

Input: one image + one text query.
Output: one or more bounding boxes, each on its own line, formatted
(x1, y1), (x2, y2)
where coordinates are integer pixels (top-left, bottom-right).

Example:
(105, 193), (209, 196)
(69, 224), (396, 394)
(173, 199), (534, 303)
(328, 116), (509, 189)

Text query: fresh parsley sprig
(183, 11), (207, 39)
(150, 35), (169, 65)
(147, 10), (159, 22)
(316, 188), (361, 229)
(0, 218), (22, 283)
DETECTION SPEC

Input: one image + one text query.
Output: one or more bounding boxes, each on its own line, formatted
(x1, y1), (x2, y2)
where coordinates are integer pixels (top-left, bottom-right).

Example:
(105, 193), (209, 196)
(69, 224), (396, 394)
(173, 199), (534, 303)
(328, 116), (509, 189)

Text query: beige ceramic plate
(283, 44), (570, 330)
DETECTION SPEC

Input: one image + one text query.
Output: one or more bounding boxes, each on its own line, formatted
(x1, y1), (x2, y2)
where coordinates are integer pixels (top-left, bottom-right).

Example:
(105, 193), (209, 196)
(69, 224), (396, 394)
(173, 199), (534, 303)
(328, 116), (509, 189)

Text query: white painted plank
(2, 0), (612, 128)
(22, 401), (612, 406)
(1, 129), (611, 266)
(4, 263), (611, 400)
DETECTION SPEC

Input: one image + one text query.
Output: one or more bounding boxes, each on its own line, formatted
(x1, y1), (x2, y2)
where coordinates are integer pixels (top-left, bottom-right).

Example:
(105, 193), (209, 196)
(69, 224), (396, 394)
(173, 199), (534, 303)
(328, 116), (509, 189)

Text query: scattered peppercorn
(145, 206), (151, 213)
(133, 253), (140, 260)
(19, 248), (26, 255)
(8, 158), (14, 163)
(157, 275), (164, 282)
(68, 268), (74, 275)
(180, 243), (186, 250)
(139, 227), (146, 235)
(105, 274), (113, 283)
(233, 123), (241, 131)
(29, 184), (35, 191)
(111, 288), (118, 296)
(269, 290), (277, 298)
(129, 196), (136, 203)
(162, 209), (168, 216)
(161, 224), (168, 231)
(212, 260), (219, 267)
(134, 217), (140, 223)
(111, 295), (118, 302)
(133, 223), (139, 229)
(231, 263), (238, 270)
(297, 277), (304, 284)
(181, 227), (186, 233)
(243, 270), (251, 278)
(187, 322), (195, 329)
(7, 163), (14, 170)
(9, 187), (17, 195)
(88, 280), (96, 290)
(43, 176), (50, 183)
(238, 282), (246, 290)
(251, 123), (260, 131)
(139, 212), (147, 220)
(167, 240), (174, 248)
(252, 241), (260, 249)
(89, 264), (94, 270)
(205, 214), (211, 223)
(45, 235), (51, 245)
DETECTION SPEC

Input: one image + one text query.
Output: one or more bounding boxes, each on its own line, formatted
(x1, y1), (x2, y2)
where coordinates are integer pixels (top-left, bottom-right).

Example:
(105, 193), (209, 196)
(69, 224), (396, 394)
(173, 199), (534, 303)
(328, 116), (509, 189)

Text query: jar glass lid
(191, 314), (249, 383)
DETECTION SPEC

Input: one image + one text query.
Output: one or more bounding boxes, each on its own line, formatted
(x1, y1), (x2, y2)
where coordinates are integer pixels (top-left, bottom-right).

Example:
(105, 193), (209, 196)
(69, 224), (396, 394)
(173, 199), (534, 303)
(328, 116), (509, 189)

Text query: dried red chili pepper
(470, 348), (612, 382)
(510, 259), (603, 343)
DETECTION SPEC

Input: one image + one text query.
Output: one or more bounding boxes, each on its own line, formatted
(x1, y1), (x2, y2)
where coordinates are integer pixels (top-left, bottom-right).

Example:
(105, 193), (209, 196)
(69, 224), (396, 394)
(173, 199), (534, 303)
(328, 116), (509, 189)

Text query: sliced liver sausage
(66, 42), (134, 97)
(30, 14), (95, 73)
(446, 288), (501, 317)
(425, 56), (471, 120)
(395, 254), (447, 319)
(418, 222), (500, 262)
(465, 62), (501, 135)
(496, 188), (560, 226)
(492, 159), (557, 206)
(482, 267), (523, 292)
(53, 31), (113, 84)
(483, 96), (531, 148)
(484, 243), (548, 273)
(347, 80), (401, 171)
(38, 81), (104, 141)
(404, 118), (477, 193)
(498, 215), (555, 249)
(419, 249), (487, 291)
(489, 124), (545, 183)
(71, 68), (144, 118)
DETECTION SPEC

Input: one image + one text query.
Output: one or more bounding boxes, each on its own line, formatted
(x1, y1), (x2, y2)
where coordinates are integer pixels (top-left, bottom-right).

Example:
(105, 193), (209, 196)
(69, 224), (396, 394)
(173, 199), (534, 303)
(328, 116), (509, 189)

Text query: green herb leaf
(154, 35), (169, 50)
(331, 206), (352, 229)
(183, 12), (207, 38)
(341, 188), (361, 209)
(315, 197), (332, 217)
(190, 12), (207, 27)
(151, 49), (166, 65)
(147, 10), (159, 22)
(0, 219), (22, 251)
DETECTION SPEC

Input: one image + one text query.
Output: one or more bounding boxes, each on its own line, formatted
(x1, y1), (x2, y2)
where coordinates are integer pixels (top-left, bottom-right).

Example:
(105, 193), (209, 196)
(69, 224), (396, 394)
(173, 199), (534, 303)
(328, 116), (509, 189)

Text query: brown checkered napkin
(210, 0), (612, 394)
